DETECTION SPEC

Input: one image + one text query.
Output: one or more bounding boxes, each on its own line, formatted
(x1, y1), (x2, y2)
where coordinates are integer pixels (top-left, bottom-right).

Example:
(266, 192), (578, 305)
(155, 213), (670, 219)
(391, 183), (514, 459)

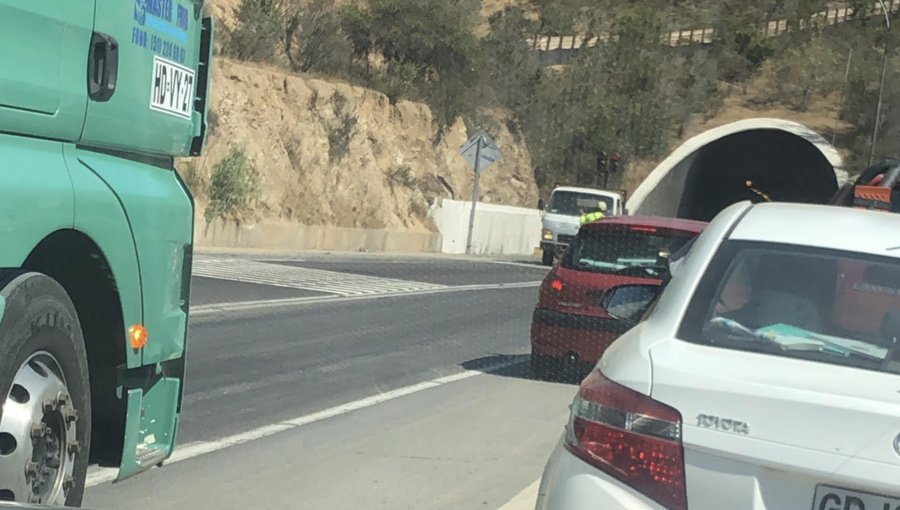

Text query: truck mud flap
(116, 377), (181, 481)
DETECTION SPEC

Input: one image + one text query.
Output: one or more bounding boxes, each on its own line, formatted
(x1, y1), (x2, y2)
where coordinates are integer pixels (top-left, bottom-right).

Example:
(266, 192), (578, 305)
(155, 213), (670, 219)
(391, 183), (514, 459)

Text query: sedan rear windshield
(561, 227), (696, 276)
(679, 240), (900, 375)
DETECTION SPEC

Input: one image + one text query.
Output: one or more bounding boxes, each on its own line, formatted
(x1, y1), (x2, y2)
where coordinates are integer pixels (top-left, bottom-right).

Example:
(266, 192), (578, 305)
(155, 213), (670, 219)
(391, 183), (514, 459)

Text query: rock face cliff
(186, 58), (538, 232)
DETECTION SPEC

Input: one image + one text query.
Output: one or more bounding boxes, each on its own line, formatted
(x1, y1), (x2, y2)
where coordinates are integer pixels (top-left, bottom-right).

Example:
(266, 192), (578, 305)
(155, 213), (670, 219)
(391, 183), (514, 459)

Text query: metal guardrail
(528, 1), (899, 52)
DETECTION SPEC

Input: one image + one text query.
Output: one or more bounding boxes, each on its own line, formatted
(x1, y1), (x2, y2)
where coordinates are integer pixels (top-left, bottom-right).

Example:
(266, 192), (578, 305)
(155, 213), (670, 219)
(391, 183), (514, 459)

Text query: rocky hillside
(185, 58), (538, 231)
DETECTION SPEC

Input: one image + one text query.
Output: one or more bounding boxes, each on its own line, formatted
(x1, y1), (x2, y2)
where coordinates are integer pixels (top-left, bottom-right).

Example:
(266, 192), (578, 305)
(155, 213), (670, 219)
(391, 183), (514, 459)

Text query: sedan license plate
(813, 484), (900, 510)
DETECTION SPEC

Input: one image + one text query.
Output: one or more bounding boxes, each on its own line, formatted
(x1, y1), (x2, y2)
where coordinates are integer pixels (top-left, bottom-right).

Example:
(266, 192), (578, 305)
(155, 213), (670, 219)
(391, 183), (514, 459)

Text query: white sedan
(536, 201), (900, 510)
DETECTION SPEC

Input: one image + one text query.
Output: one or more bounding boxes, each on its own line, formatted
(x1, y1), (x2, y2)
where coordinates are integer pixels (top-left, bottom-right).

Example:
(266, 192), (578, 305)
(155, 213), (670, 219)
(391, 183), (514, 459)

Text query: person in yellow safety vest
(579, 201), (608, 225)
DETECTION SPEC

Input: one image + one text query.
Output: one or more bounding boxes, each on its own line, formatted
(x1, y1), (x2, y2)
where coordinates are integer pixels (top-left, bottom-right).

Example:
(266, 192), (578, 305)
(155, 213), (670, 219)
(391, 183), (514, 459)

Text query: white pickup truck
(539, 186), (625, 266)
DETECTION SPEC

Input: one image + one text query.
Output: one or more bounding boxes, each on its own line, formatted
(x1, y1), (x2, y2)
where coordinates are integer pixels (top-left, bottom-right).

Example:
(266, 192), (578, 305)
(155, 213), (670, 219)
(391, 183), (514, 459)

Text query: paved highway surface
(84, 254), (577, 510)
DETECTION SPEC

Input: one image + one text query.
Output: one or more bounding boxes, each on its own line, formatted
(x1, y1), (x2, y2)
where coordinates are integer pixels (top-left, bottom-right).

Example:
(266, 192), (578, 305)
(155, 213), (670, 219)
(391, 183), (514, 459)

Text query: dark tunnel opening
(676, 130), (838, 222)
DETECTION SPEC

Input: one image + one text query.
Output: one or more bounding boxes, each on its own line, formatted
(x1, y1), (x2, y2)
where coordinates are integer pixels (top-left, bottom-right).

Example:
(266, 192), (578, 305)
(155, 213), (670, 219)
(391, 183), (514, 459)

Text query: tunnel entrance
(679, 130), (838, 221)
(627, 120), (846, 221)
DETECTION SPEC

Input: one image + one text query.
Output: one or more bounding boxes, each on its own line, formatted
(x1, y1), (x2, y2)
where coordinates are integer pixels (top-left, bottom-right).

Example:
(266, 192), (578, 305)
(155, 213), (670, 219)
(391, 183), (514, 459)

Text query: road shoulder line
(498, 480), (541, 510)
(86, 357), (526, 487)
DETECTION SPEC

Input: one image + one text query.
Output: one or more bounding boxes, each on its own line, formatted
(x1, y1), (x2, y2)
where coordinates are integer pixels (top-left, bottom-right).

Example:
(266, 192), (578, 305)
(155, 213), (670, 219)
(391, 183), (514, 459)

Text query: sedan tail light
(565, 370), (687, 510)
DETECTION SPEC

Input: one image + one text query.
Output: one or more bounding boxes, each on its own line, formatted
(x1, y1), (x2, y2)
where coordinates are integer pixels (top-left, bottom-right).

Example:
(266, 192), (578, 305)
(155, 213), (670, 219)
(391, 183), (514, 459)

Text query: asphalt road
(84, 254), (577, 510)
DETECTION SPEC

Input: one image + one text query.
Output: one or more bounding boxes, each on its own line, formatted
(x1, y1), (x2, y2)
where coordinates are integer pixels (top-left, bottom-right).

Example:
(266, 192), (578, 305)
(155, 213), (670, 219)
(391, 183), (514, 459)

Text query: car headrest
(881, 310), (900, 345)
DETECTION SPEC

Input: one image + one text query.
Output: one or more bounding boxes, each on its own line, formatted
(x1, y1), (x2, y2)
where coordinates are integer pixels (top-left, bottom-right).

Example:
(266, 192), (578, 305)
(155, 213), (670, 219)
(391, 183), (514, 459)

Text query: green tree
(483, 6), (543, 111)
(759, 35), (841, 111)
(533, 0), (581, 36)
(223, 0), (285, 63)
(710, 0), (776, 81)
(206, 149), (261, 222)
(832, 23), (900, 169)
(366, 0), (483, 133)
(675, 49), (722, 124)
(284, 0), (353, 75)
(521, 6), (689, 189)
(339, 5), (375, 78)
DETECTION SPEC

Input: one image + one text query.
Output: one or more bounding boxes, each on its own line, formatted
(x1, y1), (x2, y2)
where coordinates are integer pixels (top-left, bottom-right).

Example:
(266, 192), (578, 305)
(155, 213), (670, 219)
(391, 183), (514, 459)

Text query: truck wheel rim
(0, 352), (78, 505)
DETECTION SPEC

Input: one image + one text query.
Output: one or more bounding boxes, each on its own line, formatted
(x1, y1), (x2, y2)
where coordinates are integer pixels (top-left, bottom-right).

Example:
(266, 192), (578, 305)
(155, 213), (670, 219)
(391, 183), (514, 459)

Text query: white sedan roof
(729, 202), (900, 258)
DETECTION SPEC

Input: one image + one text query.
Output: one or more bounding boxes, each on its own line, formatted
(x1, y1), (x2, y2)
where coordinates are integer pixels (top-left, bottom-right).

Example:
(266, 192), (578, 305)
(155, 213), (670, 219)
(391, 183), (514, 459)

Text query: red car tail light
(550, 279), (564, 292)
(565, 370), (687, 510)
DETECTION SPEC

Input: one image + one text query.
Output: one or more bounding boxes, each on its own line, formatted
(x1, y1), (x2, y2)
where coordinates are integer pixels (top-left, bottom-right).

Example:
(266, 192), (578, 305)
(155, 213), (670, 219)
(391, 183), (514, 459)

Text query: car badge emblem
(696, 414), (749, 435)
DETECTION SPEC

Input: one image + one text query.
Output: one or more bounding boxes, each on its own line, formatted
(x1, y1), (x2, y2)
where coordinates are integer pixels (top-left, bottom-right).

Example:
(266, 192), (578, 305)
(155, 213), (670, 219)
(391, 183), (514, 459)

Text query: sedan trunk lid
(649, 338), (900, 510)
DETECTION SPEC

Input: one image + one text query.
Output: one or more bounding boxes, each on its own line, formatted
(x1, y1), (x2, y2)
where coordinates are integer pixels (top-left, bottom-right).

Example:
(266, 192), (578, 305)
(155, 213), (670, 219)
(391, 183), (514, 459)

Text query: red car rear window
(561, 227), (697, 275)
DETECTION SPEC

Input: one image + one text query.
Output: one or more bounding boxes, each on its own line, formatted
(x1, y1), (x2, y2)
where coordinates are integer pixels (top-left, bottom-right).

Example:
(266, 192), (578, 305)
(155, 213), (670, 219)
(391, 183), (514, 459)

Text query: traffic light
(610, 152), (621, 173)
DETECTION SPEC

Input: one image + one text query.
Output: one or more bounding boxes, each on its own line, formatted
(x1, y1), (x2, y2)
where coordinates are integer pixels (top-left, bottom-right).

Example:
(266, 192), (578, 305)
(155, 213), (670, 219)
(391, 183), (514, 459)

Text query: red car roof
(581, 215), (707, 234)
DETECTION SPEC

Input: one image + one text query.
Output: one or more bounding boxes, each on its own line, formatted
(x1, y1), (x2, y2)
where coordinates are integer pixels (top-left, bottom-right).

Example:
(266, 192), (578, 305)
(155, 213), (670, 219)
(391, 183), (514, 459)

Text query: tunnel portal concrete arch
(626, 119), (848, 222)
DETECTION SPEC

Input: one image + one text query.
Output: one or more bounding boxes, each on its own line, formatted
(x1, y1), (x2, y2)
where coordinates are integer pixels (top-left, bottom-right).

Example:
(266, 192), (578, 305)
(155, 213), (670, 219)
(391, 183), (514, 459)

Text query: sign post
(459, 131), (501, 255)
(465, 141), (482, 255)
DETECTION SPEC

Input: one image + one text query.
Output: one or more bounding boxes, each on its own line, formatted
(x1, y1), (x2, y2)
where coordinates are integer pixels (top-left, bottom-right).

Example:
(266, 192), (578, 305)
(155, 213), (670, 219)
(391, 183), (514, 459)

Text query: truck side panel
(80, 0), (205, 156)
(69, 148), (191, 478)
(75, 149), (192, 366)
(0, 135), (74, 263)
(0, 0), (94, 141)
(63, 145), (145, 370)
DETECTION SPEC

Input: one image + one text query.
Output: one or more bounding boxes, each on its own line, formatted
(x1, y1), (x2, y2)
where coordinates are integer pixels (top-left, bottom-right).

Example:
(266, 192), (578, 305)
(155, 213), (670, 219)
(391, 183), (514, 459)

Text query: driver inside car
(719, 253), (826, 333)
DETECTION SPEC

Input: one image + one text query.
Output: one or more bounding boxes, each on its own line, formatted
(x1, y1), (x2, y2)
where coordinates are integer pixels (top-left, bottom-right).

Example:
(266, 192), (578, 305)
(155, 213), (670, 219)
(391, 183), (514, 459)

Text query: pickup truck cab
(540, 187), (625, 266)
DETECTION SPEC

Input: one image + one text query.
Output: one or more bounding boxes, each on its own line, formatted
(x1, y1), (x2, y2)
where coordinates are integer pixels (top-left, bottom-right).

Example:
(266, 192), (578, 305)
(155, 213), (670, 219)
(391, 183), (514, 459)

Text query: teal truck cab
(0, 1), (213, 505)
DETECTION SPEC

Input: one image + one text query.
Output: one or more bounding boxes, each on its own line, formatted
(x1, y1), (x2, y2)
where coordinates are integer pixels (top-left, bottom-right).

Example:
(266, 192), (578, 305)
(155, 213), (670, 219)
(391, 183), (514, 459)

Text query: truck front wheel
(0, 272), (91, 507)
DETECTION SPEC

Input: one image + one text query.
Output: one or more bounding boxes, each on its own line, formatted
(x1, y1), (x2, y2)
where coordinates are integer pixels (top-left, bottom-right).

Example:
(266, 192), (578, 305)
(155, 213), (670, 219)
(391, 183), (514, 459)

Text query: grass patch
(386, 165), (418, 188)
(327, 92), (357, 161)
(206, 148), (261, 222)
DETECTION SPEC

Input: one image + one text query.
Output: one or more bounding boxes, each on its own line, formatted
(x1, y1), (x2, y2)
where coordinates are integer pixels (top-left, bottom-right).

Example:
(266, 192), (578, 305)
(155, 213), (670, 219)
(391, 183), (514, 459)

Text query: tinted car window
(562, 228), (695, 276)
(604, 285), (659, 319)
(680, 241), (900, 375)
(548, 191), (615, 216)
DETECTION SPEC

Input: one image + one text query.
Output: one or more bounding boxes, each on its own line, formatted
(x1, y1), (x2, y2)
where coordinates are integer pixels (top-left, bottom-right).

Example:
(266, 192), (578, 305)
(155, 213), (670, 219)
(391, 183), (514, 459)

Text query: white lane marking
(480, 259), (550, 270)
(193, 259), (445, 297)
(497, 480), (541, 510)
(190, 281), (542, 317)
(86, 357), (527, 488)
(85, 467), (118, 487)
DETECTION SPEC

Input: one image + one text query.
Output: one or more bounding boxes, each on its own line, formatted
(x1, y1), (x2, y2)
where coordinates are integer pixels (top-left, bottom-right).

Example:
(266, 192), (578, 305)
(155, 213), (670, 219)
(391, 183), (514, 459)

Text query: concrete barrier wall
(197, 219), (442, 253)
(430, 199), (542, 255)
(195, 202), (540, 256)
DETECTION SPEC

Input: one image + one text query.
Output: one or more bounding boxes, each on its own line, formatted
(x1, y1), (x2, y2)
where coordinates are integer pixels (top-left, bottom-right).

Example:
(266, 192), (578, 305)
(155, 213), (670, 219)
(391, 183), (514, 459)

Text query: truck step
(135, 444), (167, 469)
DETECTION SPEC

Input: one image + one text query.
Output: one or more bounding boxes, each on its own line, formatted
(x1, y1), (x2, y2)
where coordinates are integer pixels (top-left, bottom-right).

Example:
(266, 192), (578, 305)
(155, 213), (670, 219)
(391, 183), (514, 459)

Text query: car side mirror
(602, 284), (662, 324)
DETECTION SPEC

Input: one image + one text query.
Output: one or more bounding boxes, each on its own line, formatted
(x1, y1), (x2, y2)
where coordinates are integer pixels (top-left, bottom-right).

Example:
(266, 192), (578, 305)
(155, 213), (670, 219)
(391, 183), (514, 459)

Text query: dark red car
(530, 216), (707, 379)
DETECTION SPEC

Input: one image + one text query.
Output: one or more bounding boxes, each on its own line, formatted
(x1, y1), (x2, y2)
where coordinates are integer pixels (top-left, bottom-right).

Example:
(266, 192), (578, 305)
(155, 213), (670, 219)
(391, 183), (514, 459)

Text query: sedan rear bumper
(537, 437), (664, 510)
(530, 308), (627, 364)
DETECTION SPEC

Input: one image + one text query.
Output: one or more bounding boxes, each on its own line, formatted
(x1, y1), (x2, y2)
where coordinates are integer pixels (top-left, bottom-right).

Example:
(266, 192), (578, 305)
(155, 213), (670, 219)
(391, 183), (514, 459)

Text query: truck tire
(542, 249), (555, 266)
(0, 272), (91, 507)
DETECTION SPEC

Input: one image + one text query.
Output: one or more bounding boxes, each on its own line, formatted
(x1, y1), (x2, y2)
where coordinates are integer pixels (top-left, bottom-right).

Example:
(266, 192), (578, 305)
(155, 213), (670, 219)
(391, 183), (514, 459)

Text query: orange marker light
(129, 325), (148, 349)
